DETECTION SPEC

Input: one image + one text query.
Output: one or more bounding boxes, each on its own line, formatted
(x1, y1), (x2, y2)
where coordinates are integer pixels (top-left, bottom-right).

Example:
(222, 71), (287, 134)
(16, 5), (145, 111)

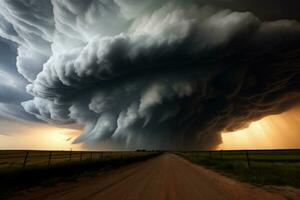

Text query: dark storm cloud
(0, 0), (300, 149)
(0, 37), (38, 122)
(209, 0), (300, 21)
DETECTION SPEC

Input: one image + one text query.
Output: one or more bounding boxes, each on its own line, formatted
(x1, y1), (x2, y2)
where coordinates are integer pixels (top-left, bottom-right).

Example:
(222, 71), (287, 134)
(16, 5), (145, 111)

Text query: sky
(0, 0), (299, 150)
(219, 105), (300, 150)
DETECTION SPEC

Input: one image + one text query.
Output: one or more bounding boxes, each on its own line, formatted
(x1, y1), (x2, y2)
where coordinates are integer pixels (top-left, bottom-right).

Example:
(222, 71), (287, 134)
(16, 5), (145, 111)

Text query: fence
(180, 149), (300, 168)
(0, 150), (151, 170)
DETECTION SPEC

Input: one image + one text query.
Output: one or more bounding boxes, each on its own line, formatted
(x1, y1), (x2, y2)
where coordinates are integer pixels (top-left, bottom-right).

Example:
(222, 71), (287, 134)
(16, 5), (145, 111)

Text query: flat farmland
(179, 149), (300, 188)
(8, 154), (300, 200)
(0, 150), (159, 199)
(0, 150), (151, 170)
(1, 150), (300, 200)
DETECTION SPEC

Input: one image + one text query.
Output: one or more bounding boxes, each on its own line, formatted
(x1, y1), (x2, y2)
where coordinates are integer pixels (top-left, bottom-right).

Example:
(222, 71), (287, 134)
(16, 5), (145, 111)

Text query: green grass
(0, 150), (147, 169)
(179, 150), (300, 188)
(0, 152), (160, 200)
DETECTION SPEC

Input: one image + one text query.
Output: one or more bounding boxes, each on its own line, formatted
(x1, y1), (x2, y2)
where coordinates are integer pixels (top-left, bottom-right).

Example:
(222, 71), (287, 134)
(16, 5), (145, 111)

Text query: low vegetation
(0, 151), (160, 199)
(179, 149), (300, 188)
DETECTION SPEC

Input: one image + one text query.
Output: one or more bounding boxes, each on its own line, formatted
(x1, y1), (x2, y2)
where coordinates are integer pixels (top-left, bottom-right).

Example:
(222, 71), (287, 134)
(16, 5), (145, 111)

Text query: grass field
(2, 149), (299, 199)
(0, 150), (160, 199)
(179, 149), (300, 188)
(0, 150), (147, 169)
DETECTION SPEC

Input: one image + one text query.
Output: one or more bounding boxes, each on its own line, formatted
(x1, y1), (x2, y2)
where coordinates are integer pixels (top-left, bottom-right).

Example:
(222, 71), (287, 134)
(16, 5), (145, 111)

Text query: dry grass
(0, 150), (160, 199)
(179, 149), (300, 188)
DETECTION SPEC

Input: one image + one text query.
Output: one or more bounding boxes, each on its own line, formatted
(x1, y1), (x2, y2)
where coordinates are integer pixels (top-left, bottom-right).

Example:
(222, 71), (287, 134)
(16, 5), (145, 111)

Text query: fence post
(99, 152), (103, 160)
(246, 150), (251, 168)
(69, 150), (72, 161)
(80, 152), (83, 161)
(90, 152), (93, 160)
(48, 151), (52, 168)
(220, 150), (223, 160)
(23, 151), (29, 169)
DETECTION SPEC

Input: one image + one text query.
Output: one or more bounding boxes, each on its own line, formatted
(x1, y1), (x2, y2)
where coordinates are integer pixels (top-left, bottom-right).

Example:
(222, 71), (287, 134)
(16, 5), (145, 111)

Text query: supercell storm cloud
(0, 0), (300, 149)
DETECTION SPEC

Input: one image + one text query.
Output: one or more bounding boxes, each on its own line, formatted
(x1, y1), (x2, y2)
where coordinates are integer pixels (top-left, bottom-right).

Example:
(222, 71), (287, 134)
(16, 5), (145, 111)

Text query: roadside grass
(179, 152), (300, 188)
(0, 152), (160, 199)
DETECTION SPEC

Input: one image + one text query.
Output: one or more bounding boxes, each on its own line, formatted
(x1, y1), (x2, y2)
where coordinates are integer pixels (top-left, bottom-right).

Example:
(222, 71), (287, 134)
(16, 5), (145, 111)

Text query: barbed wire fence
(179, 149), (300, 169)
(0, 150), (151, 170)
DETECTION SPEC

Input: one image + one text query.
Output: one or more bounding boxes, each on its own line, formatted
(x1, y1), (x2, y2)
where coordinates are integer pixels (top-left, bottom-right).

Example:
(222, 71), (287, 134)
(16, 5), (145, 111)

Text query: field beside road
(9, 153), (300, 200)
(0, 150), (152, 169)
(0, 150), (159, 199)
(2, 150), (300, 200)
(179, 149), (300, 188)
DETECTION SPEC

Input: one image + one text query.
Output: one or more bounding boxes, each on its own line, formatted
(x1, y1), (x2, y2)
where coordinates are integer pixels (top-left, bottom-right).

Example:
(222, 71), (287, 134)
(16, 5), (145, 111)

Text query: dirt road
(9, 154), (299, 200)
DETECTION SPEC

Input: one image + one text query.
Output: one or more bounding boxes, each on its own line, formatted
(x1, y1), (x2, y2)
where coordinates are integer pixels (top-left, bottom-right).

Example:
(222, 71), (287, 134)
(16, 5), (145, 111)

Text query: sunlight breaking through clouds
(219, 106), (300, 150)
(0, 0), (300, 150)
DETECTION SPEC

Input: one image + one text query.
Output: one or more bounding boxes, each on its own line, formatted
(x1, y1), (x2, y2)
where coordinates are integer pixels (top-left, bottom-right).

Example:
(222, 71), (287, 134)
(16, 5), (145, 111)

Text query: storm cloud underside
(0, 0), (300, 149)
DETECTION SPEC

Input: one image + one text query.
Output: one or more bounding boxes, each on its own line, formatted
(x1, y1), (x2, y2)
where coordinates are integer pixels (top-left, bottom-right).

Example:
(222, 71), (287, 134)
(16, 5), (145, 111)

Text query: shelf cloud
(0, 0), (300, 149)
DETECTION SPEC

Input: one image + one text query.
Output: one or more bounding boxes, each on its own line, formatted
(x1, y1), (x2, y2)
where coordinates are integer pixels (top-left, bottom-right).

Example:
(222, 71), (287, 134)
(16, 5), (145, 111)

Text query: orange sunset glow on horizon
(2, 106), (300, 151)
(219, 106), (300, 150)
(0, 123), (82, 151)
